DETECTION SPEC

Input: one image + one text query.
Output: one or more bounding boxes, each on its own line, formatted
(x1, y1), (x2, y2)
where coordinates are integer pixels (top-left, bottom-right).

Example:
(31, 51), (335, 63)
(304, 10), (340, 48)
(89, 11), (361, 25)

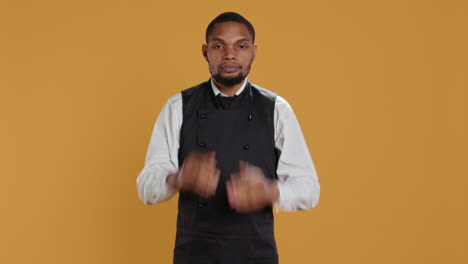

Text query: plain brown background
(1, 0), (467, 263)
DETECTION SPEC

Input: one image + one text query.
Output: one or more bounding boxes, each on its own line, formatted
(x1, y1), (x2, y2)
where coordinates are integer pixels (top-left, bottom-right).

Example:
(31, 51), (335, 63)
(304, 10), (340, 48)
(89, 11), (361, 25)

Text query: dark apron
(175, 82), (279, 264)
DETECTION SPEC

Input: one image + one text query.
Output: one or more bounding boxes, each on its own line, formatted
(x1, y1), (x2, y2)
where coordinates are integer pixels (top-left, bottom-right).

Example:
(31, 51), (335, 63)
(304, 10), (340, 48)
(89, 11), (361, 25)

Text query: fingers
(197, 175), (216, 198)
(229, 172), (239, 209)
(176, 166), (185, 188)
(182, 151), (219, 198)
(181, 153), (269, 210)
(239, 160), (262, 180)
(238, 160), (248, 179)
(228, 161), (271, 213)
(226, 179), (236, 210)
(240, 185), (253, 214)
(206, 168), (220, 197)
(166, 173), (178, 188)
(228, 171), (251, 213)
(201, 152), (218, 197)
(207, 151), (216, 168)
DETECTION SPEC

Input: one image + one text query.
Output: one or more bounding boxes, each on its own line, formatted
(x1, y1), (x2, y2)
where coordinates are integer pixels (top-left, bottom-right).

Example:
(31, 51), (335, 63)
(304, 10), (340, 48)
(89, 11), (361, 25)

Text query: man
(137, 12), (320, 264)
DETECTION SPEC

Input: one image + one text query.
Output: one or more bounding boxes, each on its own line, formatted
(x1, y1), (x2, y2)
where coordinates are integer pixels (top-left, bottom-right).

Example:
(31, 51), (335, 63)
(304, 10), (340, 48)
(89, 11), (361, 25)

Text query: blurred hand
(167, 151), (220, 198)
(226, 161), (279, 213)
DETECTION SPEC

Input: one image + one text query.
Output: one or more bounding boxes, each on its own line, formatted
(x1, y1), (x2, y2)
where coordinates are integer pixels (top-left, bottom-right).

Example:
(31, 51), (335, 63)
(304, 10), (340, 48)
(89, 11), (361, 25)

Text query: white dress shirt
(137, 78), (320, 211)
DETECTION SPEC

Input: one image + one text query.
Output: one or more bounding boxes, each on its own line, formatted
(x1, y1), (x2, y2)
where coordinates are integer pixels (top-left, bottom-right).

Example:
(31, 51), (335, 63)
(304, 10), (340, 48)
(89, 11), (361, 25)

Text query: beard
(212, 72), (246, 87)
(211, 58), (254, 87)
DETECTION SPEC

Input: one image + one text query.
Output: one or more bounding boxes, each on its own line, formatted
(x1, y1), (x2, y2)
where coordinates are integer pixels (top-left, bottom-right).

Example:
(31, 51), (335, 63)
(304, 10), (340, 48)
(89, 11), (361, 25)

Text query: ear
(202, 44), (208, 61)
(252, 44), (257, 60)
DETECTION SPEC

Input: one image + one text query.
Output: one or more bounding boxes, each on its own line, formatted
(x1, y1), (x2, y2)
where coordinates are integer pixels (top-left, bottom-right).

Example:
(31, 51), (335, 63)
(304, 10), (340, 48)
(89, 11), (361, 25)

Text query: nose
(222, 46), (236, 60)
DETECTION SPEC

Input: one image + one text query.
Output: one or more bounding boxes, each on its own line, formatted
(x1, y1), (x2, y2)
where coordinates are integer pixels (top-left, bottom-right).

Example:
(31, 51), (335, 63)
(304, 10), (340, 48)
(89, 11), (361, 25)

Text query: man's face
(202, 22), (257, 87)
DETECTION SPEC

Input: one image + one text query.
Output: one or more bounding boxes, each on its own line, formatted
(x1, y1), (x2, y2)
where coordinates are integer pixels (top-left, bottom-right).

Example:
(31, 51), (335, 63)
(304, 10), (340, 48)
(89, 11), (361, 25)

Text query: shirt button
(199, 143), (206, 148)
(243, 145), (249, 150)
(248, 115), (253, 121)
(200, 114), (207, 119)
(198, 203), (206, 208)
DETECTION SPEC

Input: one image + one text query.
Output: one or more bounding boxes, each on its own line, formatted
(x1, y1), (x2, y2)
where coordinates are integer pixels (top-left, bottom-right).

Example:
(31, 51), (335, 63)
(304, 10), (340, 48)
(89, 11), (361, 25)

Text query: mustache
(219, 63), (241, 69)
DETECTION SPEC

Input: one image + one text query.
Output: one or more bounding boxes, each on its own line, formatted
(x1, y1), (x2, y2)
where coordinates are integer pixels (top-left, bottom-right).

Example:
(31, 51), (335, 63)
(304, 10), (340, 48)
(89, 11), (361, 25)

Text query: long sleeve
(273, 96), (320, 211)
(136, 93), (183, 205)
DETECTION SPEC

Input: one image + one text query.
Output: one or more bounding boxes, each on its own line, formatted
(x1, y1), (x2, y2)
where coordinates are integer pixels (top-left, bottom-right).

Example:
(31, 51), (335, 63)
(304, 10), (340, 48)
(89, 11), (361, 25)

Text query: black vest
(174, 80), (279, 262)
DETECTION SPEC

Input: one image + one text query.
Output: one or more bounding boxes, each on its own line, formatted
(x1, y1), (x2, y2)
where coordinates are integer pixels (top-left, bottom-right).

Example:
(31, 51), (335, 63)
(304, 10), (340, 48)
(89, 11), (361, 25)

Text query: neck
(213, 78), (246, 97)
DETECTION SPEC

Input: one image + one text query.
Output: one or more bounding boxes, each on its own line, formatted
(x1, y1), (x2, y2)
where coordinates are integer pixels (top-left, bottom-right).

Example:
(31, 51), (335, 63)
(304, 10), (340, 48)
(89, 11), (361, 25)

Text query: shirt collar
(210, 77), (248, 97)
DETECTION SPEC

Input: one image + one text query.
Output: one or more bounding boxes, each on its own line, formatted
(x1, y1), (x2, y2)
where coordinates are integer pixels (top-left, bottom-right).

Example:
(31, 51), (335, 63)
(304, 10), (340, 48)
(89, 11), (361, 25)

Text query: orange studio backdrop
(0, 0), (467, 263)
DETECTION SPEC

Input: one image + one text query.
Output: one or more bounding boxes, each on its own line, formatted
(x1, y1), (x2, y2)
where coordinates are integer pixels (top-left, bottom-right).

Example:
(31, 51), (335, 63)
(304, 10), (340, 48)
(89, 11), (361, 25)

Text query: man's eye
(214, 45), (223, 49)
(239, 45), (248, 49)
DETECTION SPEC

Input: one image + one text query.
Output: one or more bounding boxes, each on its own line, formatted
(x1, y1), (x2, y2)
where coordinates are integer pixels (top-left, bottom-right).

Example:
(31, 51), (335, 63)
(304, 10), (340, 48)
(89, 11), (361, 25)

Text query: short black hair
(206, 12), (255, 43)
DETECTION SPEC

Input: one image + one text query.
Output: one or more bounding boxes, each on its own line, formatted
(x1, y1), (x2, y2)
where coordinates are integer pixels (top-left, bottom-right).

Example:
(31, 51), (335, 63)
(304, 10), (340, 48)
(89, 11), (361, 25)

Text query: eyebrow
(210, 38), (251, 44)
